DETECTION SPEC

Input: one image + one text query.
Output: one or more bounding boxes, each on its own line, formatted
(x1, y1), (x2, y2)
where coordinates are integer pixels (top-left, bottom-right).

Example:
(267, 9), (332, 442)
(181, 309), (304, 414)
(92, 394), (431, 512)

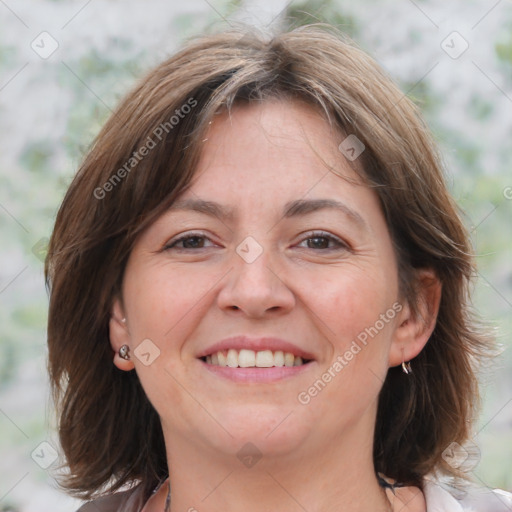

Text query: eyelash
(164, 231), (349, 252)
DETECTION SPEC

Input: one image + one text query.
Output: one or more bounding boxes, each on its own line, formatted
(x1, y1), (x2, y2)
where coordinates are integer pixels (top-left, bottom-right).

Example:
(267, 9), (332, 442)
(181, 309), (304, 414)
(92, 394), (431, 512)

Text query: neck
(156, 412), (392, 512)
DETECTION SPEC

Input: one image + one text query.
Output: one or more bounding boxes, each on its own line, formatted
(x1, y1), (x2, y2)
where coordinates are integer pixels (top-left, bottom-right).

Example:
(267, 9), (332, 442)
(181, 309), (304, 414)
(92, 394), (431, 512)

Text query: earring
(119, 345), (131, 360)
(121, 317), (127, 323)
(402, 360), (412, 374)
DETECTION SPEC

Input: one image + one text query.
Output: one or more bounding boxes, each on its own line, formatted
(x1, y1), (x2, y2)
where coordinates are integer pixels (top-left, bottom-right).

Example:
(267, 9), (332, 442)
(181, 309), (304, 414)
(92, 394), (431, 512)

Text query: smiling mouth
(200, 349), (313, 368)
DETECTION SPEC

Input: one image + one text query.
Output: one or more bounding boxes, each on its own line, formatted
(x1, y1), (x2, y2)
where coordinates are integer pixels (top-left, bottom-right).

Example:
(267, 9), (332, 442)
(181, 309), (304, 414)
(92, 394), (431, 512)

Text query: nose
(216, 244), (296, 318)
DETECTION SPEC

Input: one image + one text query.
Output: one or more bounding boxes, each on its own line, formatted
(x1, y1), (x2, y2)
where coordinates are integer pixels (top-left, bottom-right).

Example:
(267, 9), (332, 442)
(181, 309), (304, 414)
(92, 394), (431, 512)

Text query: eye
(164, 232), (216, 250)
(296, 231), (349, 251)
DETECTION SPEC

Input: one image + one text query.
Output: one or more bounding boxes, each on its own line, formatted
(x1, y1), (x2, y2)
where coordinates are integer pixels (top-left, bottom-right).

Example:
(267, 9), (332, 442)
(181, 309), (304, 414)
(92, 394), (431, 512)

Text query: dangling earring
(402, 360), (412, 374)
(401, 348), (412, 374)
(119, 345), (131, 360)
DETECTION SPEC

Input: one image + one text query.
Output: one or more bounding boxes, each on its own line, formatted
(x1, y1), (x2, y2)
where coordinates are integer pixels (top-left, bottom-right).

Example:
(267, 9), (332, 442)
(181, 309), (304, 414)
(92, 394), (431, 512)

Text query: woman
(45, 24), (512, 511)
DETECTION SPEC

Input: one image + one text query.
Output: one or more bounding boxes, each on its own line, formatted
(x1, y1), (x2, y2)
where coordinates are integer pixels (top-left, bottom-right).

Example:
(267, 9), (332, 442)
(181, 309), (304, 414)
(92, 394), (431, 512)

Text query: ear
(389, 269), (442, 367)
(109, 297), (135, 371)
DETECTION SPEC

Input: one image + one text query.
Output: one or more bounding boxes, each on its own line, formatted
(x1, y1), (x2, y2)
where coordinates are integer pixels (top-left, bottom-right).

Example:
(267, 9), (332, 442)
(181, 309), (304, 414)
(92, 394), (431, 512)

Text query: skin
(110, 99), (440, 512)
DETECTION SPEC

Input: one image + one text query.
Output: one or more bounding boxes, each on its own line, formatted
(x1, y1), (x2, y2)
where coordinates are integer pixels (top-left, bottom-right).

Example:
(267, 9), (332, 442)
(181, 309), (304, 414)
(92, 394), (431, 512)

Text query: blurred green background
(0, 0), (511, 510)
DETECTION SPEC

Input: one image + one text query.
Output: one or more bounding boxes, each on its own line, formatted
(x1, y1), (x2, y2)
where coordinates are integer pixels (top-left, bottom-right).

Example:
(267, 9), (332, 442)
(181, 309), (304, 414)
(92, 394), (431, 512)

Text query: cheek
(123, 262), (211, 341)
(305, 265), (396, 341)
(321, 275), (396, 390)
(301, 279), (395, 430)
(305, 265), (398, 400)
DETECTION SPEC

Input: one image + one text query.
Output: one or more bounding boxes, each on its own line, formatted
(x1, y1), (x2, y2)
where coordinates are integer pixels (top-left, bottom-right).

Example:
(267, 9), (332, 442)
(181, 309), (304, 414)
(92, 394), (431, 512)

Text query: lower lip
(199, 360), (314, 382)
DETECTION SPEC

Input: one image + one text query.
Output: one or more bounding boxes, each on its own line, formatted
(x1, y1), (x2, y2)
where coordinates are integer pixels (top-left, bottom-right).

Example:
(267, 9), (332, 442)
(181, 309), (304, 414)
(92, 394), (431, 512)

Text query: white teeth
(284, 352), (295, 367)
(226, 348), (238, 367)
(238, 349), (255, 367)
(217, 351), (227, 366)
(255, 350), (274, 367)
(274, 350), (284, 367)
(204, 349), (309, 368)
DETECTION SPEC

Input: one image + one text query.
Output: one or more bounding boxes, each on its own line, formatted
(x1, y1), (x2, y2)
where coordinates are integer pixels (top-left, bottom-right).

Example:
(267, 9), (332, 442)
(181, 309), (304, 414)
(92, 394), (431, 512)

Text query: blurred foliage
(20, 141), (54, 174)
(283, 0), (358, 38)
(496, 29), (512, 66)
(0, 340), (16, 384)
(469, 94), (495, 121)
(59, 47), (145, 161)
(0, 45), (15, 68)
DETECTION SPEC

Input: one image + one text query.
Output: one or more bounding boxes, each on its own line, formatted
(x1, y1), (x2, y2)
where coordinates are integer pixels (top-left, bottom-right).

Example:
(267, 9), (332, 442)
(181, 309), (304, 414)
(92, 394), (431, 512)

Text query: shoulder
(76, 494), (124, 512)
(423, 473), (512, 512)
(76, 486), (145, 512)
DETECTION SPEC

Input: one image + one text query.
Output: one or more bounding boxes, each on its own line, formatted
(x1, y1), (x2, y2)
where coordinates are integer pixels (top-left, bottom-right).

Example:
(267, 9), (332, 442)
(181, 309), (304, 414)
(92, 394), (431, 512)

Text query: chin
(201, 403), (314, 458)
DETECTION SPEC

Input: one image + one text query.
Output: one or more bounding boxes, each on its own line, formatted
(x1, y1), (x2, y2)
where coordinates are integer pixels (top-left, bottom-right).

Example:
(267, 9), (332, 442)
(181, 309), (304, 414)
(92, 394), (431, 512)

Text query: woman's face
(111, 99), (416, 461)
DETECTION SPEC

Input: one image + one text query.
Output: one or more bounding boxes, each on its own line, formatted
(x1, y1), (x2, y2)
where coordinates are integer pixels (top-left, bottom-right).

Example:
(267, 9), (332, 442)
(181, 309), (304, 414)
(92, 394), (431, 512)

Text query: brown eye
(165, 233), (215, 250)
(306, 236), (331, 249)
(180, 236), (206, 249)
(298, 231), (348, 251)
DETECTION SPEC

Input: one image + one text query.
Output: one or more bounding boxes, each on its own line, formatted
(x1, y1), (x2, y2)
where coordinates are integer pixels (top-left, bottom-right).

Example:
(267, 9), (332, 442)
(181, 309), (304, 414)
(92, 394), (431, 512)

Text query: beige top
(77, 474), (512, 512)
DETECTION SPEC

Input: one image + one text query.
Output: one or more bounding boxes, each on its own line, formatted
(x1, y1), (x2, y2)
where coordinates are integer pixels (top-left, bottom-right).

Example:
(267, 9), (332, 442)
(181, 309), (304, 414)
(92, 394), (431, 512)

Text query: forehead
(205, 99), (340, 156)
(188, 99), (365, 197)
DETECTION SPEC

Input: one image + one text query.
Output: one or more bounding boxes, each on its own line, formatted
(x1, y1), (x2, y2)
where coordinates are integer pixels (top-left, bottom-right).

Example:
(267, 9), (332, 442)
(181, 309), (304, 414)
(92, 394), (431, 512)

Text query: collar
(423, 477), (465, 512)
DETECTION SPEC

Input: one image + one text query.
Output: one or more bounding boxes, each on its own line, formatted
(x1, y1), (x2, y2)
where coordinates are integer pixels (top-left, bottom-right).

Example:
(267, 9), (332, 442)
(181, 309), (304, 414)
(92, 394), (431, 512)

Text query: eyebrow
(282, 198), (367, 228)
(168, 198), (367, 229)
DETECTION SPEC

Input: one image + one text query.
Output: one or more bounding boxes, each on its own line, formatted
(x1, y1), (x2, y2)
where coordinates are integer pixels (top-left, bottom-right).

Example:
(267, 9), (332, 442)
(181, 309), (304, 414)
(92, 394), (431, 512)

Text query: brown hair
(45, 23), (493, 501)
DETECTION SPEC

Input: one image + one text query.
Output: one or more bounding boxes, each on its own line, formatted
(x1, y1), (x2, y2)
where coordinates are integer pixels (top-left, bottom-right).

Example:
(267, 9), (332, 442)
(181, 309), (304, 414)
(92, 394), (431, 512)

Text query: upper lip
(197, 336), (316, 361)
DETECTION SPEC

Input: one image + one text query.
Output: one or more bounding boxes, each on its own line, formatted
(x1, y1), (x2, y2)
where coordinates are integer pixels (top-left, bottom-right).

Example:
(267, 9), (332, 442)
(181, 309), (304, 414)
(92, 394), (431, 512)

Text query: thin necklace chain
(164, 481), (171, 512)
(162, 481), (394, 512)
